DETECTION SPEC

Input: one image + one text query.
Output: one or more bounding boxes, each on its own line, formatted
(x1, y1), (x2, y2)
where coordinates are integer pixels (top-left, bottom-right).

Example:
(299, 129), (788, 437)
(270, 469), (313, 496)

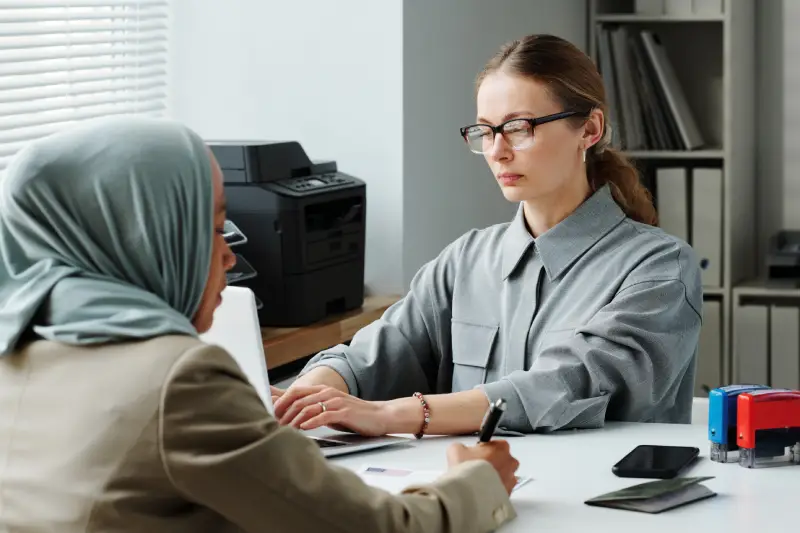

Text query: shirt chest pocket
(450, 320), (498, 391)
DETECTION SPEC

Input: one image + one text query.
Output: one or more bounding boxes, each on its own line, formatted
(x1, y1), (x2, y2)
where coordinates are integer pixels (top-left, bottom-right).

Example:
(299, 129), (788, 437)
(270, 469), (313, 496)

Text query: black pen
(478, 398), (507, 443)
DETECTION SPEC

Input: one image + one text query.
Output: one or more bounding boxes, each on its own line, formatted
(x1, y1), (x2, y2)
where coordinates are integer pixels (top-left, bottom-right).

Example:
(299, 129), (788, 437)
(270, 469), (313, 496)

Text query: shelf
(596, 14), (724, 23)
(733, 279), (800, 298)
(703, 287), (726, 297)
(623, 149), (725, 160)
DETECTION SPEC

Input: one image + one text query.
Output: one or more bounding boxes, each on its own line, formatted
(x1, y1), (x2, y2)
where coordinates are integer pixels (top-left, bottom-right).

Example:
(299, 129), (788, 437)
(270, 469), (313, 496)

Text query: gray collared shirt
(300, 185), (703, 432)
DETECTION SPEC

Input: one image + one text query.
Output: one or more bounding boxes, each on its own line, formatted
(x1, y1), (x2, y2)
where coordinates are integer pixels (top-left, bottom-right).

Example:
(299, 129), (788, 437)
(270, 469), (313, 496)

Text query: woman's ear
(582, 108), (605, 150)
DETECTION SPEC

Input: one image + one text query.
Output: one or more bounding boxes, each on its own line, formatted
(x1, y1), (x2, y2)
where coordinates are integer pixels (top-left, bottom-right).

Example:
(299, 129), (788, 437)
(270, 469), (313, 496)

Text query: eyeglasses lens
(464, 119), (534, 153)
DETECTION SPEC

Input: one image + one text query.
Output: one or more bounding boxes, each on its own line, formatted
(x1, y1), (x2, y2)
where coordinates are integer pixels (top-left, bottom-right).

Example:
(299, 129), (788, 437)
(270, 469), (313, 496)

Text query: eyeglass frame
(459, 110), (582, 154)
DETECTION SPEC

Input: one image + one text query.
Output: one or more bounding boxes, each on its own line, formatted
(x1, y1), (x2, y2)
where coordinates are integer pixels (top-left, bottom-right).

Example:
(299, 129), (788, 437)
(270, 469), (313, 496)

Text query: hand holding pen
(446, 398), (519, 495)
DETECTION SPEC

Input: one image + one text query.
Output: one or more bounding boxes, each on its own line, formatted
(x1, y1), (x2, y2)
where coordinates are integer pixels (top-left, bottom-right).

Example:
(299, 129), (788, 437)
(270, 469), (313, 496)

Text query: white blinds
(0, 0), (169, 171)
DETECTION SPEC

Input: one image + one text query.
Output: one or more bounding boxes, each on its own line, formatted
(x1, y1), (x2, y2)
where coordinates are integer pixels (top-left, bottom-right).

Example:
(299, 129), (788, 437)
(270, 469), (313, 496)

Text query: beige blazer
(0, 335), (516, 532)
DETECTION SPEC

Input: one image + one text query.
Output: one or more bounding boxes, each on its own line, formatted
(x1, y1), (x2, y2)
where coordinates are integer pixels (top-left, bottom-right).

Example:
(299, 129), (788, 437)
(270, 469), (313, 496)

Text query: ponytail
(587, 147), (658, 226)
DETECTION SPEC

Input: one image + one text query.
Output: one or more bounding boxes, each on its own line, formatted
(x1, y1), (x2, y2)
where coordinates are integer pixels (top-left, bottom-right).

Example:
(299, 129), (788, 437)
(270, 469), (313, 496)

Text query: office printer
(767, 230), (800, 279)
(210, 141), (366, 327)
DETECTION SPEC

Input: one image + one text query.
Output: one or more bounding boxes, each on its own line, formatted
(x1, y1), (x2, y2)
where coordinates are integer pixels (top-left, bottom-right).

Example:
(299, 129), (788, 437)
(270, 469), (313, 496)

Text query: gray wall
(756, 0), (784, 273)
(170, 0), (587, 293)
(756, 0), (800, 274)
(401, 0), (588, 287)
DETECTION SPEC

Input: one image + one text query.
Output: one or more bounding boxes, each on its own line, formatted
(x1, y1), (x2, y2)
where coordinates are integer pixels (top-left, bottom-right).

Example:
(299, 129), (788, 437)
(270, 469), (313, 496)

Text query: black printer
(209, 141), (366, 327)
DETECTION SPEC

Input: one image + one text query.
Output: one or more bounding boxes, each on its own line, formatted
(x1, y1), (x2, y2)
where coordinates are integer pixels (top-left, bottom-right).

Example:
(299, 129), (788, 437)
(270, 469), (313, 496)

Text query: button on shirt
(300, 185), (703, 432)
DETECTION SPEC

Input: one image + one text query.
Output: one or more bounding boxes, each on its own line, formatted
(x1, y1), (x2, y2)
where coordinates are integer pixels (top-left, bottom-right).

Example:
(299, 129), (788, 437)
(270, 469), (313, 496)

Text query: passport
(584, 477), (716, 513)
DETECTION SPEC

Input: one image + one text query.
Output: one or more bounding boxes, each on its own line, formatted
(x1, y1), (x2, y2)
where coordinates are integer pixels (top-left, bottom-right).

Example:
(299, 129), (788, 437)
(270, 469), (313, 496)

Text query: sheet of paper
(357, 465), (532, 494)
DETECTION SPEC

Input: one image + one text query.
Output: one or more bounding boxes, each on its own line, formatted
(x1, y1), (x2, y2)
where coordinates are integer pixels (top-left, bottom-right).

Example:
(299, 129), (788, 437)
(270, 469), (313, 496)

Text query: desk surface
(327, 422), (797, 532)
(261, 295), (400, 369)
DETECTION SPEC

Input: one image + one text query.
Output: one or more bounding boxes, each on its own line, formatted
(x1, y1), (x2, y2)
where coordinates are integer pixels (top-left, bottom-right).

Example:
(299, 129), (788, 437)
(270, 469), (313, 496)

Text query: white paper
(357, 465), (532, 494)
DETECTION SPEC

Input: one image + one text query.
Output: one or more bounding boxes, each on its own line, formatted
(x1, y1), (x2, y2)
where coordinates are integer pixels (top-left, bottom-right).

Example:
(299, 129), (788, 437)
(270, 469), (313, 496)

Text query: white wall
(170, 0), (404, 294)
(170, 0), (587, 293)
(401, 0), (588, 286)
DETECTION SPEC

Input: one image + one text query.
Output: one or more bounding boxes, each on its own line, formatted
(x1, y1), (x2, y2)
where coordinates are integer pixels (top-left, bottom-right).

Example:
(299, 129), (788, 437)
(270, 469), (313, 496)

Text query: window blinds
(0, 0), (169, 172)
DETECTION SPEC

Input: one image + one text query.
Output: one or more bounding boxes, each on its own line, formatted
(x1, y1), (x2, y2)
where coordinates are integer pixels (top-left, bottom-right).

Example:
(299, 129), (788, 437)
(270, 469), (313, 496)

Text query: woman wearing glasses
(274, 34), (703, 438)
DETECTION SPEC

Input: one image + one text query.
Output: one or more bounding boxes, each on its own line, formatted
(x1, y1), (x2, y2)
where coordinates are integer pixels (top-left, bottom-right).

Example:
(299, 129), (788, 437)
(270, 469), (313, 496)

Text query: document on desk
(357, 465), (532, 494)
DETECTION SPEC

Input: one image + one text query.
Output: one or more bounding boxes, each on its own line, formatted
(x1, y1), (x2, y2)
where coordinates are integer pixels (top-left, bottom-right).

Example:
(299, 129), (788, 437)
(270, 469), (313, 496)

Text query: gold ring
(319, 402), (327, 413)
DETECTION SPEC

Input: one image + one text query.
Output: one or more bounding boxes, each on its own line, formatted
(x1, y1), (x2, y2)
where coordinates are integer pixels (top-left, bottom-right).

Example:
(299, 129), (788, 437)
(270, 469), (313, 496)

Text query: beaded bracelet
(412, 392), (430, 439)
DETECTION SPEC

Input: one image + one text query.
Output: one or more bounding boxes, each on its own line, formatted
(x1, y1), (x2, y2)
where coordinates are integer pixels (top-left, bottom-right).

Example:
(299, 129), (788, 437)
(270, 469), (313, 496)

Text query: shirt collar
(501, 184), (626, 281)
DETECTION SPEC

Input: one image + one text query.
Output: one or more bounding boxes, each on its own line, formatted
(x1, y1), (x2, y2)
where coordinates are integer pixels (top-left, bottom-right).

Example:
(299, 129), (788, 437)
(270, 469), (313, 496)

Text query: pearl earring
(582, 150), (586, 163)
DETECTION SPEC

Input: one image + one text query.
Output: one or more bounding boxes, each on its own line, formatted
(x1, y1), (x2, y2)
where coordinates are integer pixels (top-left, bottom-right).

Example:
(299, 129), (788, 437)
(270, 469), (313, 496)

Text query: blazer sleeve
(158, 343), (515, 533)
(298, 234), (469, 400)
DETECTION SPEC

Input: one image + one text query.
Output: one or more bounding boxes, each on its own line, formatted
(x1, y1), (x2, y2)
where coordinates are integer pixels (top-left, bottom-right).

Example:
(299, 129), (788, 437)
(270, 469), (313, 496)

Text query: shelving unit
(588, 0), (757, 391)
(595, 14), (725, 23)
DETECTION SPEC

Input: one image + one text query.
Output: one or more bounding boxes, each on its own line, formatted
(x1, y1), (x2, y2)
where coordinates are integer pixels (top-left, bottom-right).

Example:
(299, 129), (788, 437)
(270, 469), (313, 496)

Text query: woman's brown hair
(477, 34), (658, 226)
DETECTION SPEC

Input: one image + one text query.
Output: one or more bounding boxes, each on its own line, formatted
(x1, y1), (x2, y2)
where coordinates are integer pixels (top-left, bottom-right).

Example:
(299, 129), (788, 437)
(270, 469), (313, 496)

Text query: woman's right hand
(446, 440), (520, 495)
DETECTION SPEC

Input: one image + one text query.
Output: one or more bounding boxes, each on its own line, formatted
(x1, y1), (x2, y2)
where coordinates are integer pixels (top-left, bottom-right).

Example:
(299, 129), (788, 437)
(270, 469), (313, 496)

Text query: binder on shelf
(655, 167), (689, 242)
(596, 26), (623, 148)
(610, 26), (645, 150)
(640, 30), (705, 150)
(691, 168), (723, 287)
(769, 305), (800, 390)
(735, 305), (769, 385)
(665, 0), (693, 16)
(636, 0), (664, 15)
(695, 299), (722, 396)
(693, 0), (724, 16)
(594, 25), (704, 151)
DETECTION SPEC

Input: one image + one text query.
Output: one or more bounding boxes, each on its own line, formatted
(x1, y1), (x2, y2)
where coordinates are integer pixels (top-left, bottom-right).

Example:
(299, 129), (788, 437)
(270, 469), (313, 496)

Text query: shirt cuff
(478, 378), (533, 433)
(300, 356), (359, 397)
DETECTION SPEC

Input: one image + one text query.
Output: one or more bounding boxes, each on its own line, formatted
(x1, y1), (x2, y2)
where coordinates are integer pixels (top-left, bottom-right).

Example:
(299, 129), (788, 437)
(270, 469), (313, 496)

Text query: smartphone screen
(612, 445), (699, 479)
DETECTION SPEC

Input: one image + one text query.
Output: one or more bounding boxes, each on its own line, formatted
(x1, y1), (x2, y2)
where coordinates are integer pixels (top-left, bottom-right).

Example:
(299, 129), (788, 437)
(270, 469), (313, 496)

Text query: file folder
(656, 167), (689, 242)
(693, 0), (724, 15)
(695, 299), (721, 396)
(692, 168), (723, 287)
(770, 305), (800, 390)
(636, 0), (664, 15)
(735, 305), (769, 385)
(665, 0), (693, 15)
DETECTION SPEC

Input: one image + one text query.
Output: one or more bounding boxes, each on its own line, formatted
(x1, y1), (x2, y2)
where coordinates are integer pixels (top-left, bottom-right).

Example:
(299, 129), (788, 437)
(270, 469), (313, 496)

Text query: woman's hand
(446, 440), (520, 495)
(270, 385), (285, 406)
(273, 385), (391, 437)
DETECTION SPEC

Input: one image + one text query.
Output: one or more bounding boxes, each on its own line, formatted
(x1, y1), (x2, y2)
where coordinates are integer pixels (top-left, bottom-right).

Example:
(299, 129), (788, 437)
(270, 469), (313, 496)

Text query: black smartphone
(612, 445), (700, 479)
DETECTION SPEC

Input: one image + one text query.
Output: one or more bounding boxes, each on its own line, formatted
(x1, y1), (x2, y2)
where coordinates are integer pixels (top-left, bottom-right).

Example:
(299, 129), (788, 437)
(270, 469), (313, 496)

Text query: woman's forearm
(383, 389), (490, 436)
(292, 366), (349, 394)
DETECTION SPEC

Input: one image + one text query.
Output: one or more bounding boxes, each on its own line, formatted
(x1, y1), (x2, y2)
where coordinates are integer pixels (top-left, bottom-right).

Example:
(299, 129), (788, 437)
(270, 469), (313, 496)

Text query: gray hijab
(0, 116), (214, 355)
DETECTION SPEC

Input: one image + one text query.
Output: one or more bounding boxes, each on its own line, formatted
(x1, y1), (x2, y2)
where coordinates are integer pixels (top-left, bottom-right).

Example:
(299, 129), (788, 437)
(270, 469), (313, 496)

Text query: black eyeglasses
(459, 110), (580, 154)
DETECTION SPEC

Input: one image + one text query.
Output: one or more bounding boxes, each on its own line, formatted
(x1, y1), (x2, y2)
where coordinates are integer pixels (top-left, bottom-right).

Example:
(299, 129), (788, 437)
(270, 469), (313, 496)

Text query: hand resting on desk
(273, 384), (391, 436)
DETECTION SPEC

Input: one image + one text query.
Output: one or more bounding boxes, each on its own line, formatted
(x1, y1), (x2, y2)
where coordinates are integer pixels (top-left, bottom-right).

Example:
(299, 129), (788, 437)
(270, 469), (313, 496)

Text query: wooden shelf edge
(261, 295), (402, 369)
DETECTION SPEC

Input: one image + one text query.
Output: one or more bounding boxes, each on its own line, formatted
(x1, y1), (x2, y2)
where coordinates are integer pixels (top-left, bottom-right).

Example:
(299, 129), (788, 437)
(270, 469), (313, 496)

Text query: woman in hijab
(0, 116), (519, 533)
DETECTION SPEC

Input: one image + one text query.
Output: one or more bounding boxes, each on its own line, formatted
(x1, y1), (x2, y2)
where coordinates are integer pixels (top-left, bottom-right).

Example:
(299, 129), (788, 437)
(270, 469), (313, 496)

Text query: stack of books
(596, 26), (705, 152)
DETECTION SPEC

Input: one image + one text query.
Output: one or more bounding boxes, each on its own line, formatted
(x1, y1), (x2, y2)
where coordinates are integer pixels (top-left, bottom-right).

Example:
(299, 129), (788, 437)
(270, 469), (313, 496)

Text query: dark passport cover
(584, 477), (717, 513)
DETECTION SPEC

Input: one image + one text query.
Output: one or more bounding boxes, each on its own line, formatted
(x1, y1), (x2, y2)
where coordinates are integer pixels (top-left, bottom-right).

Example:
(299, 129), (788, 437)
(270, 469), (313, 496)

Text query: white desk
(327, 422), (798, 532)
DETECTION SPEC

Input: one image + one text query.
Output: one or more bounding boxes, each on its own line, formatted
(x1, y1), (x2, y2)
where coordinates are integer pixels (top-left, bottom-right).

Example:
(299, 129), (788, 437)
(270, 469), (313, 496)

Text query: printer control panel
(277, 173), (355, 194)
